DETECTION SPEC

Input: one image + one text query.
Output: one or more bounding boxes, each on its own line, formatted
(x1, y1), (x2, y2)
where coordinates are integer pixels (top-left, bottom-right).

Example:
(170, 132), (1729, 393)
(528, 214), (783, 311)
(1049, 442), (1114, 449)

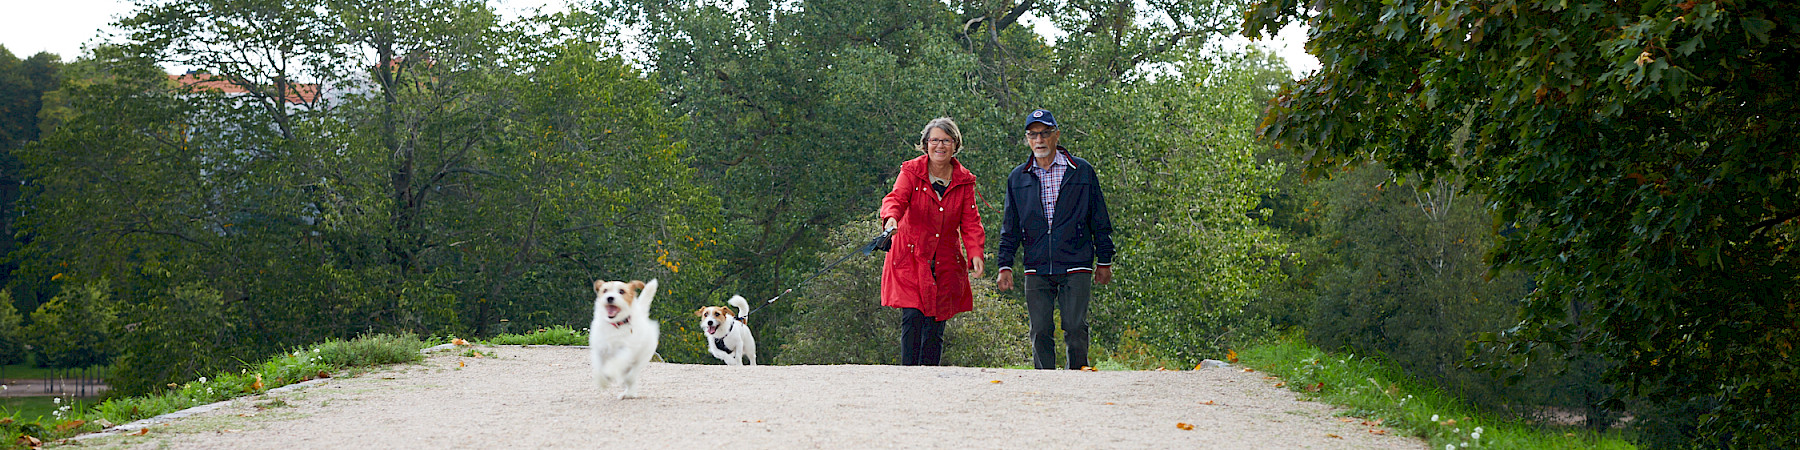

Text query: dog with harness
(696, 295), (756, 365)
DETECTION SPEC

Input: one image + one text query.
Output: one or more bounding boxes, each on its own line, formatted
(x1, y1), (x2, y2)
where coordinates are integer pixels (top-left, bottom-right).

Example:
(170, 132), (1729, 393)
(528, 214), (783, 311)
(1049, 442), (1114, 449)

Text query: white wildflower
(1432, 414), (1439, 421)
(1445, 445), (1455, 450)
(199, 376), (208, 383)
(1473, 432), (1482, 440)
(1460, 443), (1468, 448)
(1474, 426), (1484, 434)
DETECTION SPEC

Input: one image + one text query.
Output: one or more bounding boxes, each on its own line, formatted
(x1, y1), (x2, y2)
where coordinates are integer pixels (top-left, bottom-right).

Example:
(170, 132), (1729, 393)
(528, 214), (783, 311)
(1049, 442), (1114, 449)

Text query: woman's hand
(969, 256), (985, 279)
(884, 217), (898, 231)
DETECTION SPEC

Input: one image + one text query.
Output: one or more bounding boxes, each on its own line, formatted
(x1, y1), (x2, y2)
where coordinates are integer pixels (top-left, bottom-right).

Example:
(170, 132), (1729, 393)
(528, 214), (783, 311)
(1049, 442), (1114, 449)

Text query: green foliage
(483, 325), (587, 346)
(0, 291), (22, 366)
(779, 220), (1028, 367)
(1241, 335), (1637, 450)
(1248, 0), (1800, 445)
(4, 333), (425, 446)
(108, 283), (231, 396)
(310, 334), (427, 368)
(22, 281), (115, 370)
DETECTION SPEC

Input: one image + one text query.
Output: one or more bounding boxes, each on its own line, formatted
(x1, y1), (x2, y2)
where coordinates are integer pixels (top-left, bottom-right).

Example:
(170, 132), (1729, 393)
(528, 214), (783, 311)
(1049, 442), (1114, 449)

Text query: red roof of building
(169, 73), (319, 104)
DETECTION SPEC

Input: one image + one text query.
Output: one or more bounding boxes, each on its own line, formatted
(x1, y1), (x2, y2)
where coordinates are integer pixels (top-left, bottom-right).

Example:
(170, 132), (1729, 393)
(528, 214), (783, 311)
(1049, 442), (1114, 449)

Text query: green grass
(1, 333), (431, 449)
(481, 325), (587, 346)
(1238, 335), (1638, 449)
(0, 396), (101, 423)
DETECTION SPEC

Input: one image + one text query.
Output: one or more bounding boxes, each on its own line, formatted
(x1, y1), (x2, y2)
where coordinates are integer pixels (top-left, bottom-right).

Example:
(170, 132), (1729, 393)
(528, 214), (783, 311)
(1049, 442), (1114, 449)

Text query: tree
(23, 281), (116, 377)
(1247, 0), (1799, 445)
(0, 46), (63, 306)
(0, 291), (24, 377)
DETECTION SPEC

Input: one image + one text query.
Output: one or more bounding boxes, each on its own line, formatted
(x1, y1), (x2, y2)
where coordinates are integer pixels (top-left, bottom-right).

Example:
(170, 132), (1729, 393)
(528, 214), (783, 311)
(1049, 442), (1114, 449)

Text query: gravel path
(67, 345), (1425, 449)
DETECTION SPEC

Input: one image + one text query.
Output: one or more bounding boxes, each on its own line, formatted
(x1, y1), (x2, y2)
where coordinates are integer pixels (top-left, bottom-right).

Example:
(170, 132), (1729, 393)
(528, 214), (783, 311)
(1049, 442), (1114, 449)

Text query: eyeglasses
(926, 138), (956, 147)
(1025, 129), (1056, 140)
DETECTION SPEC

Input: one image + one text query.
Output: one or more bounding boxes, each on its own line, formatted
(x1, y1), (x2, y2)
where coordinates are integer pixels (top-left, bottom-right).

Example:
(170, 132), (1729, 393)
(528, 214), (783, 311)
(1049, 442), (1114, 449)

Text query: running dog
(696, 295), (756, 366)
(590, 278), (660, 398)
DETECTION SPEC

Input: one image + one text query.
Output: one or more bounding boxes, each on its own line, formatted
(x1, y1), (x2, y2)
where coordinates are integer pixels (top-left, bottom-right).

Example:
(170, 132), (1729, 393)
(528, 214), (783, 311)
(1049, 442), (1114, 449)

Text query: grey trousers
(1025, 272), (1092, 369)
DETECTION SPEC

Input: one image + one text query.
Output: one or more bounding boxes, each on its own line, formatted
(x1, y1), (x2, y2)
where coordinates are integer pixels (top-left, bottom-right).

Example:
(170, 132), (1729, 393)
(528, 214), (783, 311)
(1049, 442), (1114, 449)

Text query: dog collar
(713, 336), (730, 353)
(610, 317), (630, 329)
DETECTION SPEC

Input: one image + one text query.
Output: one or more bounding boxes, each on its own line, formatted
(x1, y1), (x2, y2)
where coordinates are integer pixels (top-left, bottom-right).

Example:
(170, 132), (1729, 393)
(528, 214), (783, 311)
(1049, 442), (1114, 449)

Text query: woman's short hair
(916, 117), (963, 153)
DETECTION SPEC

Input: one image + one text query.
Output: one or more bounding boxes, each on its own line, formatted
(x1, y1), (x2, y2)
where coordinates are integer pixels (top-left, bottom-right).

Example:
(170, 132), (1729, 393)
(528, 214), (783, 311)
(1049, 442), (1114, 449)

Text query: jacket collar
(901, 154), (977, 186)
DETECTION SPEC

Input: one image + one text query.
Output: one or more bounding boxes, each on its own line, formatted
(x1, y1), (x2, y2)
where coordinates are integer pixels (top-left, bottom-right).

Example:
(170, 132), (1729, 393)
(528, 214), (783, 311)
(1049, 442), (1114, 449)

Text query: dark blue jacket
(995, 148), (1115, 275)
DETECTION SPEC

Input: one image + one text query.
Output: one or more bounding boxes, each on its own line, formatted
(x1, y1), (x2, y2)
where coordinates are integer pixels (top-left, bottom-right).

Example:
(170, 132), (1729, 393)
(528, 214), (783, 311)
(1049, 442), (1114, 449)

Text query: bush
(484, 325), (587, 346)
(780, 220), (1027, 367)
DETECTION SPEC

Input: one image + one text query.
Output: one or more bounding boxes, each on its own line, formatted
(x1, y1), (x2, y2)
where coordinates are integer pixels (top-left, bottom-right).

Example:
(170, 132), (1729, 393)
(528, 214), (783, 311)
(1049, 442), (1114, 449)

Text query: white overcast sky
(0, 0), (1318, 77)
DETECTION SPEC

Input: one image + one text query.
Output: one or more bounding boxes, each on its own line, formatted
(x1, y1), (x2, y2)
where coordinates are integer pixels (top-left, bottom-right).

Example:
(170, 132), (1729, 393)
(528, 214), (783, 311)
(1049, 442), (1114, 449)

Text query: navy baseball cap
(1026, 109), (1057, 128)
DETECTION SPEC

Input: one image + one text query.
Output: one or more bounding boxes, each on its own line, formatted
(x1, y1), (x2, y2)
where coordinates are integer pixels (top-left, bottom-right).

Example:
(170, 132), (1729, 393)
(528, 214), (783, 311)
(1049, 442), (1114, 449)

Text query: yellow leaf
(1176, 422), (1194, 430)
(1226, 349), (1238, 363)
(990, 380), (1002, 384)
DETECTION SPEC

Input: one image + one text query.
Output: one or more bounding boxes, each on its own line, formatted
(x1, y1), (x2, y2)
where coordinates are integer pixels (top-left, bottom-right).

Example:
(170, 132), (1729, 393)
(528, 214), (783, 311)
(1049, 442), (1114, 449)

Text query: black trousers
(1025, 272), (1092, 369)
(899, 307), (946, 366)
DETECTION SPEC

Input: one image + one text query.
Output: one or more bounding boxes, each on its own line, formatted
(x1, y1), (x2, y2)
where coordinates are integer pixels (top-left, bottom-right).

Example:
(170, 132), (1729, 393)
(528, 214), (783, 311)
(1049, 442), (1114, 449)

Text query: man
(994, 109), (1116, 370)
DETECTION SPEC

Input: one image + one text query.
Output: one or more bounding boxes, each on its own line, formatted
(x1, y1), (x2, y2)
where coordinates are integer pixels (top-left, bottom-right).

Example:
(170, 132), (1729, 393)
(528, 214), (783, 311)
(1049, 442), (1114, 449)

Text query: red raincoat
(879, 154), (986, 320)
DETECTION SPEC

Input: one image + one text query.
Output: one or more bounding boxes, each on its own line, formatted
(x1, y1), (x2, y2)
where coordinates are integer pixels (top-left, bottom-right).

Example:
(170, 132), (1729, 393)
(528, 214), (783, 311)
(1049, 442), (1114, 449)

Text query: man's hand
(995, 270), (1013, 291)
(1094, 266), (1113, 285)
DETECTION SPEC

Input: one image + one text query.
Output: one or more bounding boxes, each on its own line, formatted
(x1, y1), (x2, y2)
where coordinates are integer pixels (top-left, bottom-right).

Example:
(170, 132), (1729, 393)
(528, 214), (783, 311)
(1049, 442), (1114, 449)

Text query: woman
(879, 117), (987, 366)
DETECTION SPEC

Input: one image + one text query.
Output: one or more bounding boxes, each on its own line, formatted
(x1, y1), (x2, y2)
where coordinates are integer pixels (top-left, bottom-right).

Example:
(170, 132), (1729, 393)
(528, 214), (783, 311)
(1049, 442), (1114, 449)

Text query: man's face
(1026, 123), (1058, 159)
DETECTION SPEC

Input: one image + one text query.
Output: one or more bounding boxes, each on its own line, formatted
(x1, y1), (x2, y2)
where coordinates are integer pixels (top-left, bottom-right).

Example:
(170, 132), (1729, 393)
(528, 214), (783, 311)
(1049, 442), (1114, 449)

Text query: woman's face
(925, 127), (957, 165)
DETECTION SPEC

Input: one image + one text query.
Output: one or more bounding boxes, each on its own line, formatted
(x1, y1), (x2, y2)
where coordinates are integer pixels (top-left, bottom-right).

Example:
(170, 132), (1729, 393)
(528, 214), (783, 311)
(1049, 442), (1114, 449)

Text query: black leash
(739, 229), (892, 320)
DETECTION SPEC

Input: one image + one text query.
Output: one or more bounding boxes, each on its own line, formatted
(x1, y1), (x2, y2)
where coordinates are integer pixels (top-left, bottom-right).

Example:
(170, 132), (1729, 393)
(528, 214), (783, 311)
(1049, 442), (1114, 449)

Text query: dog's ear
(593, 280), (606, 292)
(629, 280), (646, 293)
(695, 308), (707, 317)
(723, 306), (735, 317)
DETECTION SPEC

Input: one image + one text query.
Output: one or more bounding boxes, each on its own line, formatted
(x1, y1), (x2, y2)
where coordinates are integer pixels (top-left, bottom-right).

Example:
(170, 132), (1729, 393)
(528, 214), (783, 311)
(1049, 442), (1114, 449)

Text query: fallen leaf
(1326, 434), (1342, 439)
(132, 428), (149, 436)
(1274, 382), (1286, 387)
(1227, 349), (1239, 363)
(990, 380), (1002, 384)
(1242, 368), (1255, 373)
(56, 420), (86, 432)
(1176, 422), (1194, 430)
(19, 435), (42, 446)
(1105, 402), (1116, 405)
(1338, 418), (1356, 422)
(1200, 400), (1215, 405)
(251, 374), (264, 391)
(1305, 382), (1323, 392)
(0, 418), (9, 425)
(1263, 376), (1277, 380)
(452, 338), (470, 346)
(1369, 429), (1388, 435)
(740, 420), (762, 423)
(317, 370), (332, 379)
(458, 361), (467, 368)
(1080, 366), (1097, 372)
(1193, 363), (1205, 370)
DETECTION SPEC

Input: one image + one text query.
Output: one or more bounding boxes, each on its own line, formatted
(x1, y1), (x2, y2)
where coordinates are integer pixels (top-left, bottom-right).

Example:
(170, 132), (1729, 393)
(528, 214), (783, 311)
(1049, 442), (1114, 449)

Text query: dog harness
(712, 320), (738, 353)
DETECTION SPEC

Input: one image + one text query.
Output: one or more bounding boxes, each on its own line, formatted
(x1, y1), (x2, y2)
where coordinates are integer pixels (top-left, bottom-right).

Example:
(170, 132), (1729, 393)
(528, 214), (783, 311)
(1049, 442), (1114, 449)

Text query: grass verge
(1, 333), (434, 449)
(1238, 335), (1637, 449)
(482, 325), (587, 346)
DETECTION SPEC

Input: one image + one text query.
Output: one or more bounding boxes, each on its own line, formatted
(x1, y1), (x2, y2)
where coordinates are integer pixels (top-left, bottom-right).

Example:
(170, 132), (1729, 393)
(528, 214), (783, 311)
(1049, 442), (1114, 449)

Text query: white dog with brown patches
(590, 279), (659, 399)
(696, 295), (756, 366)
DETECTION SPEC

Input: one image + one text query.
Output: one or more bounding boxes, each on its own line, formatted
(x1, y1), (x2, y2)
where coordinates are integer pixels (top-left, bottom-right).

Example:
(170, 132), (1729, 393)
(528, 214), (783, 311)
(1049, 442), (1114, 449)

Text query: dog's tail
(728, 295), (750, 323)
(635, 279), (659, 318)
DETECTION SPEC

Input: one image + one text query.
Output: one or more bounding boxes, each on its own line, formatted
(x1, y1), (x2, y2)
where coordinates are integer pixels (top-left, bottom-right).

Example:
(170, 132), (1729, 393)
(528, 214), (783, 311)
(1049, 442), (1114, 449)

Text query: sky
(0, 0), (1318, 76)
